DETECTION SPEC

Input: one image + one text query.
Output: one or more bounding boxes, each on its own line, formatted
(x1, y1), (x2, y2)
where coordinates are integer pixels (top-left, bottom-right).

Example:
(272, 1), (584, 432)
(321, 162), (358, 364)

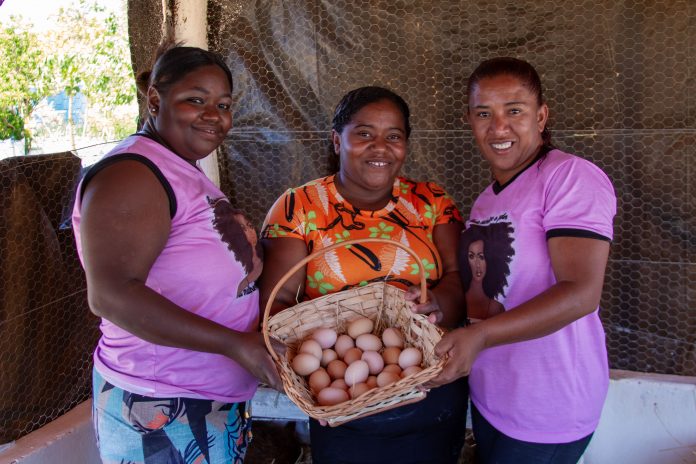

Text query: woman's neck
(334, 173), (393, 211)
(139, 120), (197, 167)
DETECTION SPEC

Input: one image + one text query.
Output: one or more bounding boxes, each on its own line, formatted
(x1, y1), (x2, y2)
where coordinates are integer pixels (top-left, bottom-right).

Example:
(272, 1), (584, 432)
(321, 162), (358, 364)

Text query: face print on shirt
(208, 197), (263, 296)
(458, 220), (515, 321)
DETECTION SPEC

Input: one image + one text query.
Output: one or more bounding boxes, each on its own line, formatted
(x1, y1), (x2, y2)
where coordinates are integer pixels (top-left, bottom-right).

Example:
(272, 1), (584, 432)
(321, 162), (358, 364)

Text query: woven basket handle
(262, 238), (428, 362)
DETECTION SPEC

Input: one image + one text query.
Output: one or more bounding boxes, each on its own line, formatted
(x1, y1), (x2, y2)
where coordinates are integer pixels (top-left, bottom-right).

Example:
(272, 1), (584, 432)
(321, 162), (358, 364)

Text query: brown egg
(355, 333), (382, 352)
(347, 317), (374, 339)
(292, 353), (320, 376)
(382, 346), (402, 365)
(361, 350), (384, 375)
(312, 328), (338, 349)
(382, 364), (402, 375)
(401, 365), (423, 378)
(382, 327), (405, 348)
(343, 347), (364, 365)
(317, 387), (350, 406)
(330, 378), (348, 390)
(298, 339), (323, 359)
(334, 334), (355, 358)
(308, 368), (331, 394)
(349, 382), (371, 399)
(376, 371), (400, 387)
(398, 347), (423, 369)
(365, 375), (378, 388)
(320, 349), (338, 367)
(344, 360), (369, 387)
(326, 359), (347, 380)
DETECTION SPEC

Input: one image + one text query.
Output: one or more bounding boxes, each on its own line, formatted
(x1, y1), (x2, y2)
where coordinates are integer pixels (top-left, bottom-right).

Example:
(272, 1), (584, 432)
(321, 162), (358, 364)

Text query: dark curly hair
(458, 222), (515, 300)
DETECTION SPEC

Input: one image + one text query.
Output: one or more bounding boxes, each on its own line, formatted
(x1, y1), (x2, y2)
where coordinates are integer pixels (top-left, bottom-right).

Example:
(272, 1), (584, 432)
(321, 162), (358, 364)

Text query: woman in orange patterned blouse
(259, 86), (468, 464)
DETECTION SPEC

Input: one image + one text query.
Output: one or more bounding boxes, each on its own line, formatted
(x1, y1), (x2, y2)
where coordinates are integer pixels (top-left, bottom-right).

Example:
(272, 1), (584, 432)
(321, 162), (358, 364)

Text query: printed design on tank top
(461, 214), (515, 322)
(208, 197), (263, 297)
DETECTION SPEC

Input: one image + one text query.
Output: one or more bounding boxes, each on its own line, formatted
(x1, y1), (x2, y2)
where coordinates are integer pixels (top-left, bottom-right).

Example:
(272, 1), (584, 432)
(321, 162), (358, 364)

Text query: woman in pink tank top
(73, 43), (284, 464)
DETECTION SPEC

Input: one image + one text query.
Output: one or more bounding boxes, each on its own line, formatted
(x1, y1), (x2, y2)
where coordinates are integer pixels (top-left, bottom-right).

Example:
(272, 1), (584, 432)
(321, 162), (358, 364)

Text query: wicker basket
(262, 238), (445, 427)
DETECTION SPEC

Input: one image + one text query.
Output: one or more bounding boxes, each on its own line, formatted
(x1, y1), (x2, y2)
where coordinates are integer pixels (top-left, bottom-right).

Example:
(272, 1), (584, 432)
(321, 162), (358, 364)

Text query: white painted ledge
(0, 400), (99, 464)
(583, 370), (696, 464)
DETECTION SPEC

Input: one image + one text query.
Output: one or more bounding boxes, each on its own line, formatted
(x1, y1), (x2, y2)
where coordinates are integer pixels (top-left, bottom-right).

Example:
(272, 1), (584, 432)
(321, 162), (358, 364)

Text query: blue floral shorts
(92, 369), (252, 464)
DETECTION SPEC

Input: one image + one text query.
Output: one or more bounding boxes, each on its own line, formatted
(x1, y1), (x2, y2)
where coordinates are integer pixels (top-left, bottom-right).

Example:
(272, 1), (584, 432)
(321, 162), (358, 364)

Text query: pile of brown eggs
(290, 317), (423, 406)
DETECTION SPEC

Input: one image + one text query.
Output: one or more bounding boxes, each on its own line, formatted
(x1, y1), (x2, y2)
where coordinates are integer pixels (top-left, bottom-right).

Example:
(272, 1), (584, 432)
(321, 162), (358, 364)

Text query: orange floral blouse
(261, 175), (462, 300)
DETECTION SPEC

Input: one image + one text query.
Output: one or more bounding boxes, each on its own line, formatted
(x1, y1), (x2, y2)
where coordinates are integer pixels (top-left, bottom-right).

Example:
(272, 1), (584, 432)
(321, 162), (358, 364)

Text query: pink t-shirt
(72, 135), (260, 402)
(465, 148), (616, 443)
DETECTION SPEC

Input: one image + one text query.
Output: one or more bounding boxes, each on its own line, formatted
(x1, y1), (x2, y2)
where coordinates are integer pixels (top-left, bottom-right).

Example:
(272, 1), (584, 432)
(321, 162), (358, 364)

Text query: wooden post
(171, 0), (222, 187)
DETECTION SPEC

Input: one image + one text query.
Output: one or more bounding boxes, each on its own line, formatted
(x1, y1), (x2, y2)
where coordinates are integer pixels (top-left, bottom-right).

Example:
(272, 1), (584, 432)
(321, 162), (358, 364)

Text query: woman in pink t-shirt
(426, 58), (616, 463)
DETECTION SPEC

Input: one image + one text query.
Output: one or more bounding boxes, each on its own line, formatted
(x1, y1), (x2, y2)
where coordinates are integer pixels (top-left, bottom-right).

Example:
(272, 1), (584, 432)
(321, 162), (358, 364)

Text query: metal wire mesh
(0, 153), (99, 444)
(210, 0), (695, 378)
(1, 0), (694, 447)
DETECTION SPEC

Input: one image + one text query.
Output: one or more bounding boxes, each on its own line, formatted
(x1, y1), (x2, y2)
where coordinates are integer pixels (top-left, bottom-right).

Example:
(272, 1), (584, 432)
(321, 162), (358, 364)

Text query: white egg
(355, 333), (382, 352)
(334, 334), (355, 358)
(398, 347), (423, 369)
(361, 350), (384, 375)
(312, 328), (338, 349)
(344, 360), (369, 387)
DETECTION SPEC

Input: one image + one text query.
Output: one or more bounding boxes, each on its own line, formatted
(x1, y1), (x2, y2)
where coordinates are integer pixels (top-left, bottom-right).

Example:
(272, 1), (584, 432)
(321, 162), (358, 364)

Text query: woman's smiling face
(332, 98), (408, 199)
(149, 64), (233, 163)
(467, 74), (548, 185)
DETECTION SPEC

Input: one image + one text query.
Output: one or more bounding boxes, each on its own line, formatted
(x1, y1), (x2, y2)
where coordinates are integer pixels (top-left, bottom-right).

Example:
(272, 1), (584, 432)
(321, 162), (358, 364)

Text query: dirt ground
(245, 421), (476, 464)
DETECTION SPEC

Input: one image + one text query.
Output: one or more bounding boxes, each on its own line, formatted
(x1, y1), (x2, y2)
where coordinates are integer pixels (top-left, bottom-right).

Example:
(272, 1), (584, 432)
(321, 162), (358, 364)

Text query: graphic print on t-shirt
(208, 196), (263, 296)
(459, 215), (515, 321)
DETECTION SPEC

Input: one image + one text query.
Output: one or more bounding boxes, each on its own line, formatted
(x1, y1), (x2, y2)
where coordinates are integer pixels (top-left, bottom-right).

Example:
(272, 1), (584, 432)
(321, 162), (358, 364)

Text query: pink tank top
(73, 135), (260, 402)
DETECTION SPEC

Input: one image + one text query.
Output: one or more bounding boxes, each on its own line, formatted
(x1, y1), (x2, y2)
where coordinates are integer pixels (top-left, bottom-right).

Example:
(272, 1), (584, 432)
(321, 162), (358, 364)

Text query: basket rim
(262, 238), (429, 362)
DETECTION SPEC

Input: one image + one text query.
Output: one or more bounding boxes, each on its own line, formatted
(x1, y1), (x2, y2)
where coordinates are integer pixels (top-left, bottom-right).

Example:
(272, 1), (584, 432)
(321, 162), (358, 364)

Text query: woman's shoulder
(544, 148), (608, 174)
(276, 175), (333, 196)
(398, 176), (456, 204)
(540, 148), (613, 186)
(396, 176), (462, 222)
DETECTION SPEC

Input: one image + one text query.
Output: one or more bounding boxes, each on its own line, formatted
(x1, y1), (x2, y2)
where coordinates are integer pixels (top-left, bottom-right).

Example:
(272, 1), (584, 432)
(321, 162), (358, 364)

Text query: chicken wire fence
(1, 0), (694, 445)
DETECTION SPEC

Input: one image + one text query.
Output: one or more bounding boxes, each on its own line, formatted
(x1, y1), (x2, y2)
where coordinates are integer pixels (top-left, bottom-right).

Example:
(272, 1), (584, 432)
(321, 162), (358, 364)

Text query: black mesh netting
(1, 0), (693, 447)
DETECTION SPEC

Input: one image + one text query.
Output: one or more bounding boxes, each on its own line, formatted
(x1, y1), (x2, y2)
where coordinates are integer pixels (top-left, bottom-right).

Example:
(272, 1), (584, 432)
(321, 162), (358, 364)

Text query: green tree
(0, 23), (51, 154)
(43, 0), (136, 147)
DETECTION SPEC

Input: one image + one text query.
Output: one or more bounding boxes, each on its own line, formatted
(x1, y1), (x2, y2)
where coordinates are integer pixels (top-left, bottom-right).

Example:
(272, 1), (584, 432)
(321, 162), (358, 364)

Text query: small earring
(150, 107), (157, 113)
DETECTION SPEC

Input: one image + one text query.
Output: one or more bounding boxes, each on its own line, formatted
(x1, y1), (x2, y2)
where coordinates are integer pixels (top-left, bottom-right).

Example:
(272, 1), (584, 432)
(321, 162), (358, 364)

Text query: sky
(0, 0), (120, 27)
(0, 0), (65, 24)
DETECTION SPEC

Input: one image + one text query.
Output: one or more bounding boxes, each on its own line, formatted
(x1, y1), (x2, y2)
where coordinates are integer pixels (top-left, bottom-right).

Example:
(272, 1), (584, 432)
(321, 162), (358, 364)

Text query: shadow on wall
(0, 153), (100, 443)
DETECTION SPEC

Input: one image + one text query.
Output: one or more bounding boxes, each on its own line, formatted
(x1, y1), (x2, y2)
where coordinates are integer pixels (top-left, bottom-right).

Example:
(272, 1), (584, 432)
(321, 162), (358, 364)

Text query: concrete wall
(1, 370), (694, 464)
(583, 370), (696, 464)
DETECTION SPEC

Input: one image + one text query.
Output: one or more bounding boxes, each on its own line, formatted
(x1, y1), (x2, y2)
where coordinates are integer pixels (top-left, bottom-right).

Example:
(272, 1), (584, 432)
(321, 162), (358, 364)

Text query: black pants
(471, 403), (593, 464)
(310, 377), (469, 464)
